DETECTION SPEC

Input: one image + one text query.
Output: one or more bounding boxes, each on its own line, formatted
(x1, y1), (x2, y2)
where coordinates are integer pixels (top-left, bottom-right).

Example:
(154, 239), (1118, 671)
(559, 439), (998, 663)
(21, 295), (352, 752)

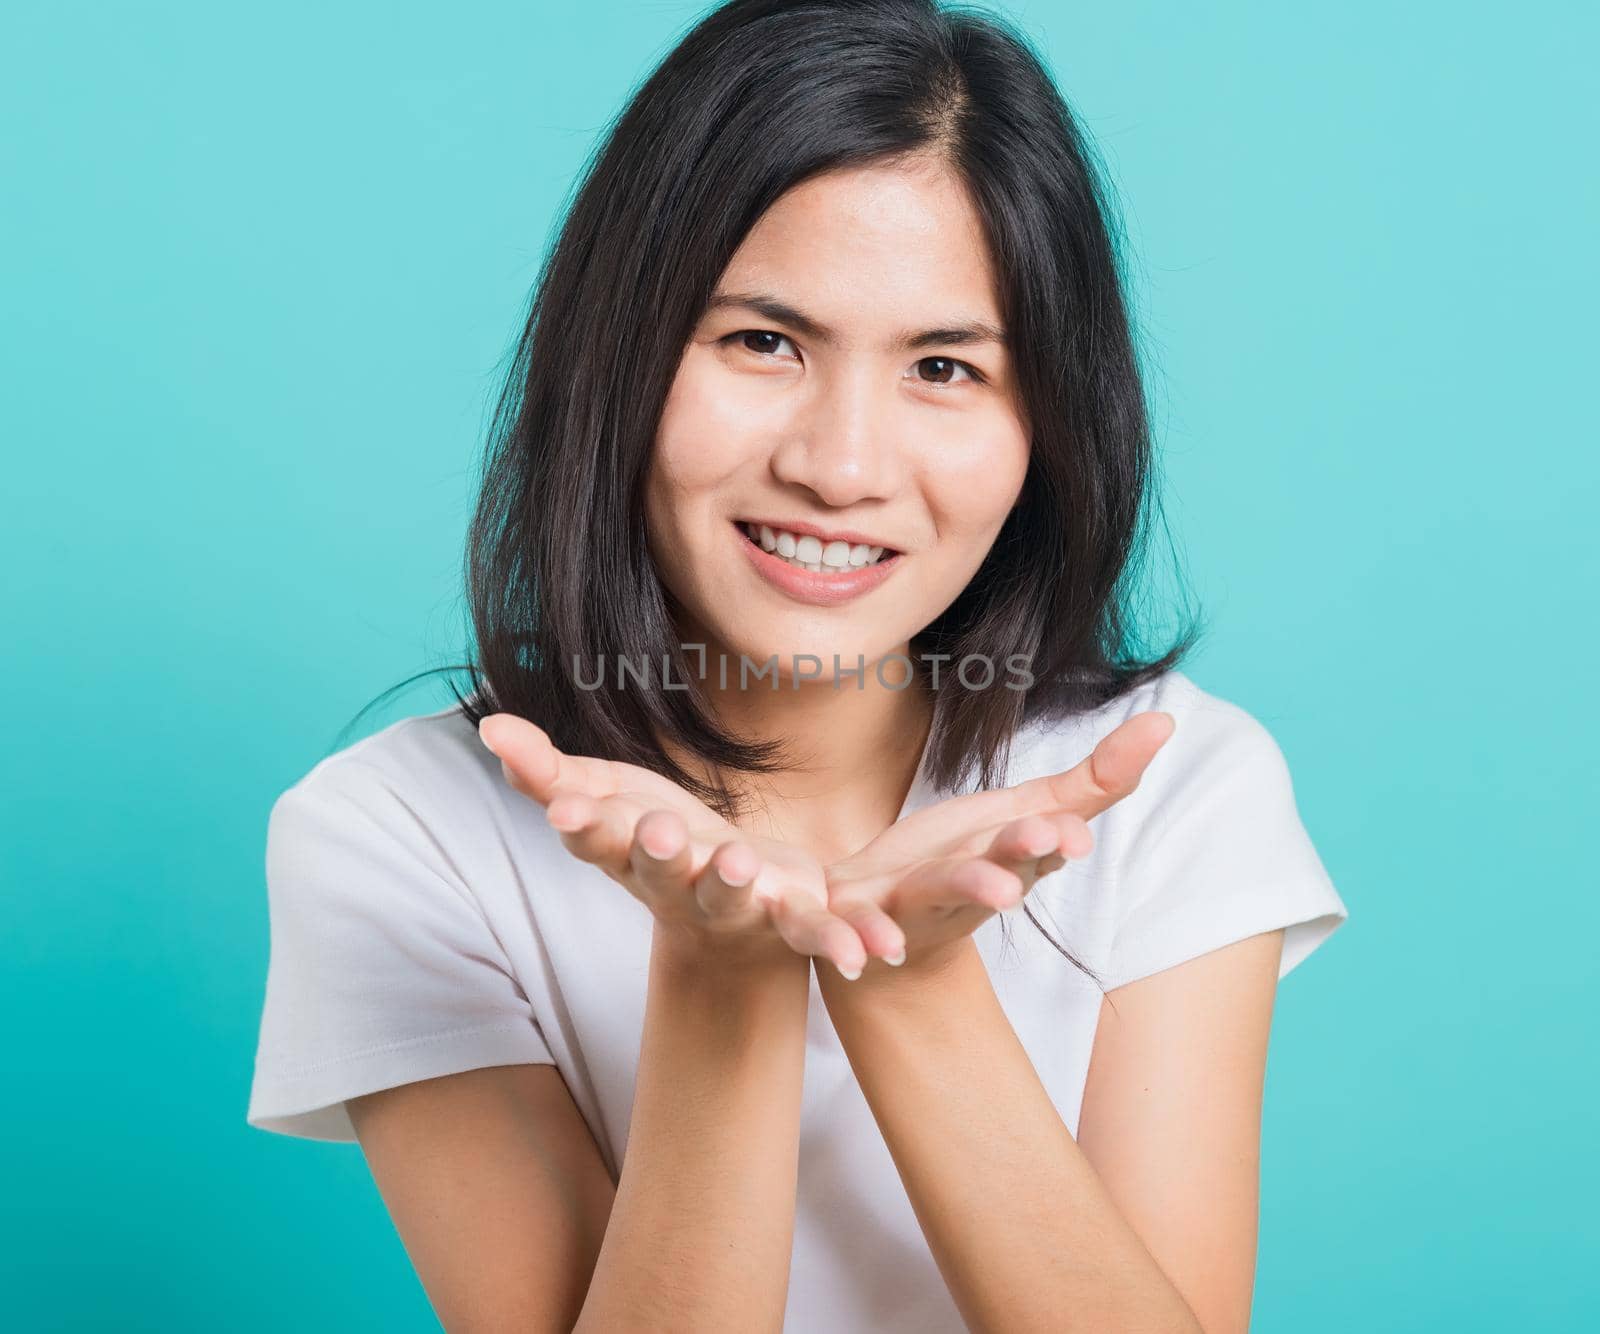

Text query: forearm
(574, 924), (810, 1333)
(818, 938), (1202, 1334)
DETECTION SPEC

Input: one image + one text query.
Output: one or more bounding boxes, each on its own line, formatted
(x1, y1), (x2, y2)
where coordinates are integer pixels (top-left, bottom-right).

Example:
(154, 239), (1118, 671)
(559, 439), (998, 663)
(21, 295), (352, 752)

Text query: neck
(669, 643), (936, 863)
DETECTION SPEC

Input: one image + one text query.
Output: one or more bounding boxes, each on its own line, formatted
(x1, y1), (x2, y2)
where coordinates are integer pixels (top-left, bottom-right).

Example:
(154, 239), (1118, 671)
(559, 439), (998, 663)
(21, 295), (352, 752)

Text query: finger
(770, 893), (868, 980)
(896, 855), (1024, 915)
(1054, 812), (1094, 860)
(545, 787), (595, 833)
(692, 841), (762, 918)
(548, 791), (637, 876)
(628, 809), (695, 899)
(1011, 710), (1176, 822)
(961, 857), (1027, 911)
(831, 899), (907, 966)
(1031, 812), (1094, 879)
(480, 713), (617, 803)
(982, 815), (1062, 881)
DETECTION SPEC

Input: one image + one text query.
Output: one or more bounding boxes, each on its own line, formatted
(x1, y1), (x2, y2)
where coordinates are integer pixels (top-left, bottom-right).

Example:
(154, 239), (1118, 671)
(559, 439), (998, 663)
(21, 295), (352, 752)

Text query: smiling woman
(245, 2), (1349, 1331)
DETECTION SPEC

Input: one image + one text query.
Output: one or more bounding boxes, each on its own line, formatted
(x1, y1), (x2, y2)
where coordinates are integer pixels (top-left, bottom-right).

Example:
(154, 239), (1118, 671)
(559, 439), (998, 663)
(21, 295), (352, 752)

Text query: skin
(351, 154), (1280, 1334)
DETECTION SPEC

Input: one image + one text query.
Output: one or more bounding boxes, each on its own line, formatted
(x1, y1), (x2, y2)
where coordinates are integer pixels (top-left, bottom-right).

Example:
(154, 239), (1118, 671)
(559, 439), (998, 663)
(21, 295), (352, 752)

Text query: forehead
(715, 160), (1004, 336)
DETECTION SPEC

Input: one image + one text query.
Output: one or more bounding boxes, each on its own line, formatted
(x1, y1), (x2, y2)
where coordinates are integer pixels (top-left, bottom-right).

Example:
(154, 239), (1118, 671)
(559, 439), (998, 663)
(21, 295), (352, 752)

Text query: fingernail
(836, 961), (862, 981)
(885, 948), (906, 967)
(477, 717), (498, 755)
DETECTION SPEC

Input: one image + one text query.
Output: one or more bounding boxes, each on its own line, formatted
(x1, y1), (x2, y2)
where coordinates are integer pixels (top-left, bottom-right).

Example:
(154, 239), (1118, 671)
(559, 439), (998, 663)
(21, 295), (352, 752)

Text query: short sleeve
(1100, 705), (1349, 991)
(246, 758), (555, 1143)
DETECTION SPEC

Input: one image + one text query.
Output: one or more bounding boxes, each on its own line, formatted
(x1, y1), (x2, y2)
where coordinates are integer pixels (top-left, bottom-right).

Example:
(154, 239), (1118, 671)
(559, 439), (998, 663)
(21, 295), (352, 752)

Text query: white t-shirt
(246, 668), (1348, 1332)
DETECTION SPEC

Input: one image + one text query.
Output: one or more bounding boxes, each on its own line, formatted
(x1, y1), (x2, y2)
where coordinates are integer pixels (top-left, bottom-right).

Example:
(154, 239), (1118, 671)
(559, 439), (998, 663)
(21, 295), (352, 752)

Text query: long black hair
(342, 0), (1204, 986)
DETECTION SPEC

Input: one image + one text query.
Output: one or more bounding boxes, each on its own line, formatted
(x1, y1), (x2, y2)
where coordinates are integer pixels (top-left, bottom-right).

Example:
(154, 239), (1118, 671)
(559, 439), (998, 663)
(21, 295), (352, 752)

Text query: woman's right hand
(477, 712), (877, 978)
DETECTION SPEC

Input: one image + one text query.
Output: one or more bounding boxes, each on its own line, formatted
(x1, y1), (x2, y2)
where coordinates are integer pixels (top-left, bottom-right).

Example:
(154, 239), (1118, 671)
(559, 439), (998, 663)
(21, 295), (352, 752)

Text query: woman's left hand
(823, 710), (1176, 977)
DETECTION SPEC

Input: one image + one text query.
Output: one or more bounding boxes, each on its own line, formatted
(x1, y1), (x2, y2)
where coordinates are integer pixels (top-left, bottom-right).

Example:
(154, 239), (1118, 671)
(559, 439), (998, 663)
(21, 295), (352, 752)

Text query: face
(645, 155), (1031, 684)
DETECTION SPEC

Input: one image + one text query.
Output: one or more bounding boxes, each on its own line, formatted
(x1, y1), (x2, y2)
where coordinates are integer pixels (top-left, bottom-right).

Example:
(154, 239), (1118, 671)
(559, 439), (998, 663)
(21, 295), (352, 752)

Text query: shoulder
(271, 704), (527, 860)
(1011, 670), (1347, 988)
(266, 703), (554, 919)
(249, 705), (565, 1142)
(283, 704), (497, 810)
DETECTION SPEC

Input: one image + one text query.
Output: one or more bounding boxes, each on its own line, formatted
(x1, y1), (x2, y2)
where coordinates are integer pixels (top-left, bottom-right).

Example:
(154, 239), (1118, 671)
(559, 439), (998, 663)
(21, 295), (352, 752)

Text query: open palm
(480, 709), (1174, 979)
(822, 711), (1177, 972)
(478, 713), (868, 973)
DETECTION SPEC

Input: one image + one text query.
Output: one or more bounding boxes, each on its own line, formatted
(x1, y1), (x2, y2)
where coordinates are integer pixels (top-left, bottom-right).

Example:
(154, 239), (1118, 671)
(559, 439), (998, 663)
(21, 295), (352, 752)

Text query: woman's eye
(910, 356), (984, 387)
(729, 329), (798, 358)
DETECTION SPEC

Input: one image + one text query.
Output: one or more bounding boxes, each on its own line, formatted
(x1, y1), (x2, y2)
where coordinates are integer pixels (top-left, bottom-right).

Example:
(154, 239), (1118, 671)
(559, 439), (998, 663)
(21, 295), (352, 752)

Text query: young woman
(247, 2), (1349, 1330)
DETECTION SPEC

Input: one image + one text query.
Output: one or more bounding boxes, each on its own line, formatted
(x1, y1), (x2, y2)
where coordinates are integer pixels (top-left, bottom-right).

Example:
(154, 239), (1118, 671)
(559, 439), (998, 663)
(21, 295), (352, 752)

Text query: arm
(348, 923), (813, 1333)
(347, 1063), (614, 1332)
(575, 924), (812, 1332)
(817, 927), (1284, 1334)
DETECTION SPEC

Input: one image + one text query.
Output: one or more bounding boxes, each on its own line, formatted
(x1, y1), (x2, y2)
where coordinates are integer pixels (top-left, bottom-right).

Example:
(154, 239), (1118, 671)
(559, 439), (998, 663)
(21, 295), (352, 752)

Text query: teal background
(4, 1), (1594, 1329)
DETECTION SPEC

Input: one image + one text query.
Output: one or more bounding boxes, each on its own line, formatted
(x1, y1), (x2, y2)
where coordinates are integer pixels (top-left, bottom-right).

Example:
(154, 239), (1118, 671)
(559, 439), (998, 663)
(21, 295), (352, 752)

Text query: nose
(766, 363), (906, 508)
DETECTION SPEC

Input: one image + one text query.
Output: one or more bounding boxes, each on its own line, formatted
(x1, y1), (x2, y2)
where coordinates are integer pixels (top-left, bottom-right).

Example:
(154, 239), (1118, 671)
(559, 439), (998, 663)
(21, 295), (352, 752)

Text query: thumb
(478, 713), (563, 801)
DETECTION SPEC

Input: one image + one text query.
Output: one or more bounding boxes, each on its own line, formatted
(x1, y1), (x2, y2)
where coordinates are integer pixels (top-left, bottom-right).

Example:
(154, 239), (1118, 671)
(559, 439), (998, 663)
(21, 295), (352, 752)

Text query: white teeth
(741, 523), (892, 572)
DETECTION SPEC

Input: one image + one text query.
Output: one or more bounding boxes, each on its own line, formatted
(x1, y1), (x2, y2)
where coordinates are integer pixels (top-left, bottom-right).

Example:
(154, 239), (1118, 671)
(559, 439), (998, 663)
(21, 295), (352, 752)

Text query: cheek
(654, 352), (768, 491)
(922, 421), (1030, 535)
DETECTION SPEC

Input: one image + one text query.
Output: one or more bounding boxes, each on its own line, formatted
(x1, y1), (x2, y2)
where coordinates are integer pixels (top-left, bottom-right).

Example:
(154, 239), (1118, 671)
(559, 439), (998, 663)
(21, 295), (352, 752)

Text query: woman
(246, 1), (1349, 1330)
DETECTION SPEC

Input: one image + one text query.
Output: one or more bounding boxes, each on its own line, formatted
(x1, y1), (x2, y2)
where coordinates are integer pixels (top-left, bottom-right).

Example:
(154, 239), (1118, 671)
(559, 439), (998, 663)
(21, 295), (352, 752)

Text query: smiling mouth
(734, 520), (898, 573)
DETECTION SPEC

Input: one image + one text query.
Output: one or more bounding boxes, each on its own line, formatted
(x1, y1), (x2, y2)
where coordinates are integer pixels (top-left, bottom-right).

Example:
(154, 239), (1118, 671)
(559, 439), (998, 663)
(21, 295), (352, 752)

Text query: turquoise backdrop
(4, 2), (1594, 1329)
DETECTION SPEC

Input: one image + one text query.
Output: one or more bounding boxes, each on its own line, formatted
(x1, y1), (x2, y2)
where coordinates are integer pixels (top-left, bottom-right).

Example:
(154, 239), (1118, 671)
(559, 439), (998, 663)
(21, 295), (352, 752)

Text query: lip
(732, 520), (902, 607)
(737, 515), (899, 554)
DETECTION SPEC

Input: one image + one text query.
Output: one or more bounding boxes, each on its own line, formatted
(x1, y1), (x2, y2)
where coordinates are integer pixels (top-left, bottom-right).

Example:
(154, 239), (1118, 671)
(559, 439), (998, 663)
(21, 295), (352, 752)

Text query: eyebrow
(706, 289), (1008, 351)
